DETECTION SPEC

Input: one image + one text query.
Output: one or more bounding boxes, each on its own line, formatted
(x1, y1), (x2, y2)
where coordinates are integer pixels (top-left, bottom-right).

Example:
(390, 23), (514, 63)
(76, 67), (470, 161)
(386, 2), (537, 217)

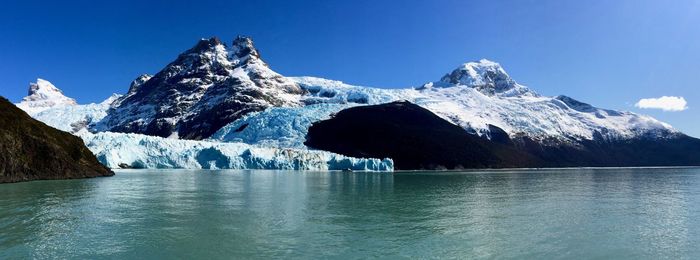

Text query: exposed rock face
(96, 36), (305, 140)
(305, 101), (538, 170)
(0, 97), (113, 183)
(110, 74), (152, 108)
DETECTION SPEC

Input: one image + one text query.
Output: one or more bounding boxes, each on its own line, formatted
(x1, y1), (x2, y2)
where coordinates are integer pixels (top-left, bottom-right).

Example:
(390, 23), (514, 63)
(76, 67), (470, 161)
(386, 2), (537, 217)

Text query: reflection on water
(1, 168), (699, 259)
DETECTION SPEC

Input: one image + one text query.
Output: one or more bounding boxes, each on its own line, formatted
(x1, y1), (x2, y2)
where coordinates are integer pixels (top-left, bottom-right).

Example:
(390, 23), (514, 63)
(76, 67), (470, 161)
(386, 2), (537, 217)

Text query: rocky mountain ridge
(95, 36), (304, 139)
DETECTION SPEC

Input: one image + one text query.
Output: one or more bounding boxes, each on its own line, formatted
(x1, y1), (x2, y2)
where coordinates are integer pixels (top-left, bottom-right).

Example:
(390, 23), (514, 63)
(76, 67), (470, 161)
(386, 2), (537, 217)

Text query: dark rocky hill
(0, 97), (113, 183)
(305, 101), (539, 170)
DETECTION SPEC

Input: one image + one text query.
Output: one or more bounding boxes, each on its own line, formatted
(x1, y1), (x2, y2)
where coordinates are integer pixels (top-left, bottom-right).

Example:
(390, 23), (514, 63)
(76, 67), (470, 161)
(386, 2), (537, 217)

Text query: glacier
(81, 132), (393, 171)
(27, 94), (119, 133)
(208, 103), (356, 148)
(13, 79), (393, 171)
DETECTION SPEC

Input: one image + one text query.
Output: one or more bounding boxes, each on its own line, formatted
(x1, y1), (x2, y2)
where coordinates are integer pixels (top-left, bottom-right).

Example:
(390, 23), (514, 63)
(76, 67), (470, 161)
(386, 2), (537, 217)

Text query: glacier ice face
(81, 132), (393, 171)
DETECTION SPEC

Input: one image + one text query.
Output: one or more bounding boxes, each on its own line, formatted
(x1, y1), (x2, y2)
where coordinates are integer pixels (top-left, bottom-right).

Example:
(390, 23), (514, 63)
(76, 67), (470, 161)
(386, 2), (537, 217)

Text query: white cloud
(635, 96), (688, 111)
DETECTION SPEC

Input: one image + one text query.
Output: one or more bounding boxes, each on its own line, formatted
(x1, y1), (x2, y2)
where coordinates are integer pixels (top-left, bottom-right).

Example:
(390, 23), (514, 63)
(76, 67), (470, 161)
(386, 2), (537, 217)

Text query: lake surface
(1, 168), (700, 259)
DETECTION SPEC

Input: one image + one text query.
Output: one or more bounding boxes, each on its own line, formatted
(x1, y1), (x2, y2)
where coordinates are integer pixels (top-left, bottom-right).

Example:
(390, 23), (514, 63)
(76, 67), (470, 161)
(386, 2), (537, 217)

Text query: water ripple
(0, 168), (699, 259)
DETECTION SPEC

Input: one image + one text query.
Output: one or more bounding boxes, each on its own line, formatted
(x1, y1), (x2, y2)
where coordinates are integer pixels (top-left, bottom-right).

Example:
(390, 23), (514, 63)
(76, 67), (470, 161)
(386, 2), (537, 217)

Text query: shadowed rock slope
(0, 97), (113, 183)
(305, 101), (539, 170)
(305, 101), (700, 170)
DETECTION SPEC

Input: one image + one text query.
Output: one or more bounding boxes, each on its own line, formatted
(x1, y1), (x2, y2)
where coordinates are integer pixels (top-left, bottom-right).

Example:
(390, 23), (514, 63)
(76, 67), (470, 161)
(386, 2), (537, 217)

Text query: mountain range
(11, 36), (700, 170)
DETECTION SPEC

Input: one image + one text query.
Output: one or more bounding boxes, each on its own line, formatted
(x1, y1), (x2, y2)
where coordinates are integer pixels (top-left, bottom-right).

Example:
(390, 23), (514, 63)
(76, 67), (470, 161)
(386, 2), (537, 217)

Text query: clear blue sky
(1, 0), (698, 137)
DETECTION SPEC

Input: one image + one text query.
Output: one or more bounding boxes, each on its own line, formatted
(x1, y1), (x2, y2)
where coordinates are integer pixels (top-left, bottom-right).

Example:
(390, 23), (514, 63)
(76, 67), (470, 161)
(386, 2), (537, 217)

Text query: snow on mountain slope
(28, 96), (119, 133)
(207, 59), (674, 148)
(14, 79), (120, 133)
(13, 80), (392, 171)
(96, 36), (305, 139)
(82, 132), (393, 171)
(89, 36), (675, 146)
(15, 79), (78, 114)
(284, 60), (675, 143)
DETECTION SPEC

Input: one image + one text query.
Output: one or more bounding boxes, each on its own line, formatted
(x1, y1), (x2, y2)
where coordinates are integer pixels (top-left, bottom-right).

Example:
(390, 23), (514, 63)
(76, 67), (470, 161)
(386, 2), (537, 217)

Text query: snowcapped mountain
(96, 36), (676, 144)
(96, 36), (304, 140)
(429, 59), (534, 97)
(289, 60), (675, 143)
(27, 95), (122, 134)
(12, 36), (697, 169)
(16, 79), (78, 114)
(13, 79), (120, 134)
(13, 78), (393, 171)
(204, 57), (681, 166)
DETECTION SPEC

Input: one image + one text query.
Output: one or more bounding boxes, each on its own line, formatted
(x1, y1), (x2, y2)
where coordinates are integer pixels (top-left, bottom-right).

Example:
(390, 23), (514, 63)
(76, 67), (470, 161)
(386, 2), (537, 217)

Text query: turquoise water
(1, 168), (700, 259)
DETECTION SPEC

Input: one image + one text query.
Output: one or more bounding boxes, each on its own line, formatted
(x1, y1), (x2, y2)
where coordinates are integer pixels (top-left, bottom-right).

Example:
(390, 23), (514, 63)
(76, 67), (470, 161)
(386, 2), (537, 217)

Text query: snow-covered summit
(16, 78), (77, 114)
(15, 81), (121, 134)
(97, 36), (304, 139)
(289, 68), (675, 143)
(431, 59), (533, 96)
(230, 35), (261, 63)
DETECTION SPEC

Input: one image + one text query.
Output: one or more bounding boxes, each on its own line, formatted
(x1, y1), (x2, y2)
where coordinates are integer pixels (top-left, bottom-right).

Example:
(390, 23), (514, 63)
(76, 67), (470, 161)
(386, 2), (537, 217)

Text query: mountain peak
(17, 79), (77, 113)
(440, 59), (514, 88)
(27, 78), (63, 96)
(436, 59), (533, 96)
(230, 35), (260, 61)
(99, 36), (303, 140)
(191, 37), (224, 52)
